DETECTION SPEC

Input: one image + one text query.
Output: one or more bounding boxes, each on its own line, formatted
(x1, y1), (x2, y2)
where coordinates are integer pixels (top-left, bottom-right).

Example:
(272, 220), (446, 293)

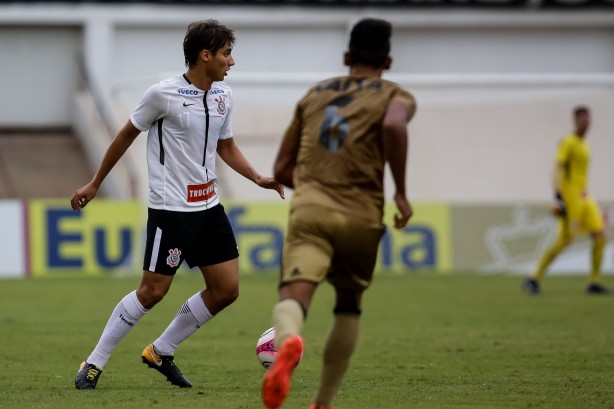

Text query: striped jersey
(130, 74), (233, 211)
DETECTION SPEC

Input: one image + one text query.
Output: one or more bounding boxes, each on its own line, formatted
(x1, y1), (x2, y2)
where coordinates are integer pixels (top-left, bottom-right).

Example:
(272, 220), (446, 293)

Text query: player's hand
(256, 176), (285, 199)
(551, 191), (566, 218)
(393, 193), (413, 229)
(71, 182), (98, 211)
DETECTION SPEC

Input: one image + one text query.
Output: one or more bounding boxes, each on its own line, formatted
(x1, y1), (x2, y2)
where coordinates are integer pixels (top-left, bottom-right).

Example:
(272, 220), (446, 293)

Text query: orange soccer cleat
(262, 335), (304, 409)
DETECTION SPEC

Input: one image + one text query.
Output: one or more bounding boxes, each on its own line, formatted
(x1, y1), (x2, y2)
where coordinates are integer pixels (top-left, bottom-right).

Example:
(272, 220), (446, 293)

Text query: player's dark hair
(347, 18), (392, 68)
(183, 20), (235, 68)
(574, 105), (590, 118)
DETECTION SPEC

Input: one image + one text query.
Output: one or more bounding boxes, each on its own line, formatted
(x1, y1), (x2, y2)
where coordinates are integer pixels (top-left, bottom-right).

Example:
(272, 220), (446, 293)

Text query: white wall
(0, 26), (81, 126)
(0, 200), (25, 277)
(1, 5), (614, 203)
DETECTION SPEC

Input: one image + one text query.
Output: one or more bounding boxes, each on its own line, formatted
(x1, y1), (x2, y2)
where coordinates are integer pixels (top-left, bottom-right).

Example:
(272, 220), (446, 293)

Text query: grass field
(1, 272), (613, 409)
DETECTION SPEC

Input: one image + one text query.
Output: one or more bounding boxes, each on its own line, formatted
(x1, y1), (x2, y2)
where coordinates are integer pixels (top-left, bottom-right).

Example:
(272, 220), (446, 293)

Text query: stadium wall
(1, 4), (614, 204)
(2, 199), (613, 278)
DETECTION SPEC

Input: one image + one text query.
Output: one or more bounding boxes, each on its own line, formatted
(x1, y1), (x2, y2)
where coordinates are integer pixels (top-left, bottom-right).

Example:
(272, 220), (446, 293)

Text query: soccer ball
(256, 327), (277, 369)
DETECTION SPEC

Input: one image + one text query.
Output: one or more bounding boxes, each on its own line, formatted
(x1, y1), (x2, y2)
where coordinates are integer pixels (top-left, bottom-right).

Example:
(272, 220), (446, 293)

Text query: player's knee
(333, 305), (362, 315)
(214, 285), (239, 308)
(224, 288), (240, 306)
(557, 234), (572, 248)
(137, 286), (168, 308)
(334, 288), (363, 315)
(593, 232), (606, 244)
(333, 296), (362, 316)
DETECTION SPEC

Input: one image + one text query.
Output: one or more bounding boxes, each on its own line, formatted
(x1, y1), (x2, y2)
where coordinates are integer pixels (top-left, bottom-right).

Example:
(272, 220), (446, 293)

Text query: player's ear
(201, 50), (210, 63)
(383, 56), (392, 70)
(343, 51), (351, 67)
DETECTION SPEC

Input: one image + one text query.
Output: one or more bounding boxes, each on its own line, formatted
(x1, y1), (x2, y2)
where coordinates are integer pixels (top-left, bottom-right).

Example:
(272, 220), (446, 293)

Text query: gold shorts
(281, 205), (385, 291)
(559, 195), (604, 237)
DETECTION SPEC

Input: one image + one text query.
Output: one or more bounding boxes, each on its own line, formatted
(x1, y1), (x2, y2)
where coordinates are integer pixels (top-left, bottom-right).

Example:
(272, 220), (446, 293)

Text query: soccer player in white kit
(71, 20), (284, 390)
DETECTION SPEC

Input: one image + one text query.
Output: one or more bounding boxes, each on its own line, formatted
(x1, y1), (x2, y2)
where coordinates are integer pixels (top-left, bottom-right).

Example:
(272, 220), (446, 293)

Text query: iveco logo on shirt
(178, 89), (199, 95)
(209, 89), (224, 95)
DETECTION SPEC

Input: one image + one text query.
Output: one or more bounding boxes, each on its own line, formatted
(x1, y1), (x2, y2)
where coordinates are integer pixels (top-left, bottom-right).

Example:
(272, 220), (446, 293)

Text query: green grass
(1, 273), (613, 409)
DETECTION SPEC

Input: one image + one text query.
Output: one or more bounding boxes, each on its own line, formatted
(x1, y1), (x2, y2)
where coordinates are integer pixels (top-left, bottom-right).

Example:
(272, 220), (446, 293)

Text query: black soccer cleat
(522, 277), (540, 295)
(75, 361), (102, 390)
(587, 283), (611, 295)
(141, 343), (192, 388)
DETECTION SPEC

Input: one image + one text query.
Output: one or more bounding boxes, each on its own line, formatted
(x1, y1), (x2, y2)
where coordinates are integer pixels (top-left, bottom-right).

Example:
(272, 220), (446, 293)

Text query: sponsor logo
(119, 313), (135, 327)
(215, 95), (227, 115)
(183, 102), (195, 107)
(166, 248), (182, 268)
(146, 345), (162, 366)
(187, 180), (216, 202)
(209, 89), (224, 95)
(178, 89), (199, 95)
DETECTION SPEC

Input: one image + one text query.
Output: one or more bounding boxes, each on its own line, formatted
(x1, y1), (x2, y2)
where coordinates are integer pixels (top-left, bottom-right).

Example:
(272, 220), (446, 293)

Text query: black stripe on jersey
(182, 73), (191, 84)
(202, 90), (210, 172)
(157, 119), (165, 165)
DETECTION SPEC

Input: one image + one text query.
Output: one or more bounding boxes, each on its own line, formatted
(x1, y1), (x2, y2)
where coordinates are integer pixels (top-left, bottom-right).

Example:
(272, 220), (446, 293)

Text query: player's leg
(312, 288), (362, 409)
(143, 204), (239, 387)
(152, 258), (239, 358)
(152, 204), (240, 350)
(75, 276), (156, 390)
(524, 212), (573, 294)
(76, 208), (183, 389)
(532, 232), (571, 280)
(583, 198), (608, 293)
(263, 281), (316, 409)
(142, 260), (238, 388)
(311, 216), (381, 409)
(587, 231), (607, 292)
(274, 281), (317, 347)
(263, 205), (332, 409)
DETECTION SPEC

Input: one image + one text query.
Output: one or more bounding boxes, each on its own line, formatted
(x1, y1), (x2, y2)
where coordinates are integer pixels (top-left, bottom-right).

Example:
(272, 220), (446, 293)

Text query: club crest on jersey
(166, 248), (182, 268)
(215, 95), (227, 116)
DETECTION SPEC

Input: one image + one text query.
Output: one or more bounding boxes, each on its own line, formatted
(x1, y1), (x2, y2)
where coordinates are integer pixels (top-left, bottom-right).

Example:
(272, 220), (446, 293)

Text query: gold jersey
(284, 75), (416, 223)
(556, 133), (590, 194)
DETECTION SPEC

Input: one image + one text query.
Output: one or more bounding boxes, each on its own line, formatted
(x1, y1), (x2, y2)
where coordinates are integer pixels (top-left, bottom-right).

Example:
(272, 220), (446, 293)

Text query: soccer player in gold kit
(523, 106), (609, 295)
(261, 18), (417, 409)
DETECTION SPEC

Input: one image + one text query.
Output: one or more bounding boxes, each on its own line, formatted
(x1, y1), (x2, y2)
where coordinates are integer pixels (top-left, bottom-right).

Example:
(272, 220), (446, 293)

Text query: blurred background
(1, 0), (613, 279)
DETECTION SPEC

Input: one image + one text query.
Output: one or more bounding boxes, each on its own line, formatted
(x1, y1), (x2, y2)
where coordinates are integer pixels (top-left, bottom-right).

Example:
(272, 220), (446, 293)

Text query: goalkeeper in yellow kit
(523, 106), (608, 295)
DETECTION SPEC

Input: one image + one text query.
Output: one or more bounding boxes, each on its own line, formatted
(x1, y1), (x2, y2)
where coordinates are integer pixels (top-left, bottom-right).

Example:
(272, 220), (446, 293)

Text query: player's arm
(552, 162), (564, 193)
(217, 137), (284, 199)
(551, 162), (567, 217)
(274, 106), (302, 189)
(273, 133), (299, 189)
(70, 120), (141, 211)
(383, 99), (414, 229)
(551, 138), (570, 217)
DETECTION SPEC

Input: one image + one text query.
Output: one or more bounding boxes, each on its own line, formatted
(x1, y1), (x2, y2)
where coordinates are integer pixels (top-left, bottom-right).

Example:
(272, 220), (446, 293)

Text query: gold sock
(532, 235), (568, 280)
(313, 314), (360, 408)
(272, 299), (304, 349)
(589, 234), (605, 284)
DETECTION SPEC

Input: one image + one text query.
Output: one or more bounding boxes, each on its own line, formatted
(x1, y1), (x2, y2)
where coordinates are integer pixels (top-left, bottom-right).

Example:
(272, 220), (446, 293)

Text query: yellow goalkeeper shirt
(556, 133), (590, 195)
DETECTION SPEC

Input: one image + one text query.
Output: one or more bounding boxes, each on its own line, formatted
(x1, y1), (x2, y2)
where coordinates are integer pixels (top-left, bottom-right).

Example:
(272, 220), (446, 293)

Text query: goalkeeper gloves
(552, 192), (567, 217)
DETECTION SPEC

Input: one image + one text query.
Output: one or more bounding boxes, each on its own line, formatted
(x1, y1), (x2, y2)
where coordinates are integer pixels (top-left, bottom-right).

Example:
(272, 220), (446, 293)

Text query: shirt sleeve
(219, 87), (233, 140)
(555, 136), (572, 165)
(282, 101), (303, 143)
(392, 88), (417, 121)
(129, 83), (168, 132)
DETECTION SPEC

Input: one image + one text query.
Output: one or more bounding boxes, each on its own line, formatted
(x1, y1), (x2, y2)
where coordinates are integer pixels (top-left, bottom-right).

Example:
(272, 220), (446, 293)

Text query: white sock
(153, 292), (213, 356)
(87, 290), (148, 369)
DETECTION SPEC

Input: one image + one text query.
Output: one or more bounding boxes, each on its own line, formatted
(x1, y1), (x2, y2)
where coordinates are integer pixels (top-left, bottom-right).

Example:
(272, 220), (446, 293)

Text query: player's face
(575, 112), (590, 135)
(210, 42), (235, 81)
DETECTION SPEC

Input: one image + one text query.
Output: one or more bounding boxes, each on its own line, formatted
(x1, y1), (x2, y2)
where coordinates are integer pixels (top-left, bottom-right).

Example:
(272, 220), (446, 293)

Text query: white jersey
(130, 74), (233, 211)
